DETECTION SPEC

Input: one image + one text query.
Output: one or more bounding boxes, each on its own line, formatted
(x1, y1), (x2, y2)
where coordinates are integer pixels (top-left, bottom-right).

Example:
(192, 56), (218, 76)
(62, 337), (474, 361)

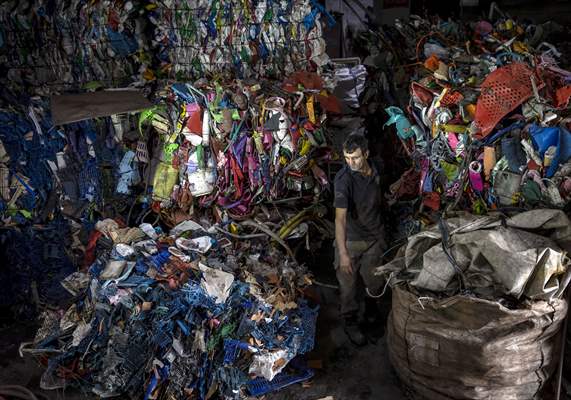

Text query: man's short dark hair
(343, 134), (368, 154)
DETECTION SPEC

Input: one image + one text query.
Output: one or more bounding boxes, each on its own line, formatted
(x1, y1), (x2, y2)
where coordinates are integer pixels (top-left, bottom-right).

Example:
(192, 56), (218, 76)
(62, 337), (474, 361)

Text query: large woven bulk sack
(388, 285), (567, 400)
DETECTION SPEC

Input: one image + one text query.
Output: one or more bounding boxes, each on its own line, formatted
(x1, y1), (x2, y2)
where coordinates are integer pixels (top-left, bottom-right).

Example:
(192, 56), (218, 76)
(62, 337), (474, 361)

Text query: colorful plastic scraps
(0, 94), (135, 318)
(0, 73), (336, 331)
(147, 0), (333, 80)
(25, 217), (317, 399)
(143, 76), (337, 218)
(0, 96), (64, 225)
(382, 13), (571, 214)
(0, 0), (146, 89)
(0, 93), (139, 227)
(0, 0), (333, 91)
(0, 76), (329, 398)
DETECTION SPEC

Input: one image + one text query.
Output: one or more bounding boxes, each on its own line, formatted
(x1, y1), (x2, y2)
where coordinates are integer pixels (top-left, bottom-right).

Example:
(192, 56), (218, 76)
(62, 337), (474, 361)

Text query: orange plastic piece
(424, 54), (440, 71)
(473, 63), (543, 138)
(465, 104), (476, 119)
(440, 90), (464, 107)
(556, 85), (571, 109)
(483, 146), (496, 181)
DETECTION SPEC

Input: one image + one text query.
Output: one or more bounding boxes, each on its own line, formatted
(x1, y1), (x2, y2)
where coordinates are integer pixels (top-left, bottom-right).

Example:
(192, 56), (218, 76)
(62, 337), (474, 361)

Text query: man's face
(343, 148), (368, 172)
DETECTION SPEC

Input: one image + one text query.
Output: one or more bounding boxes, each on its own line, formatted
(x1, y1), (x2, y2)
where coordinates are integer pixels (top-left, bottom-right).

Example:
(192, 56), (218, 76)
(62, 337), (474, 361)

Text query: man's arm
(335, 207), (353, 275)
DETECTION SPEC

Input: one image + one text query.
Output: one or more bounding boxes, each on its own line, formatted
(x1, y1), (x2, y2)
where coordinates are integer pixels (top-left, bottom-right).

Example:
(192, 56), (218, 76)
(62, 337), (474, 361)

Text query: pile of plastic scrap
(0, 86), (141, 227)
(0, 93), (87, 317)
(0, 0), (147, 90)
(0, 95), (59, 225)
(0, 0), (334, 91)
(0, 3), (332, 395)
(24, 215), (318, 399)
(140, 75), (339, 219)
(0, 3), (336, 389)
(381, 13), (571, 216)
(0, 83), (328, 391)
(368, 14), (571, 397)
(0, 81), (329, 396)
(146, 0), (333, 81)
(4, 72), (341, 222)
(0, 71), (337, 320)
(0, 90), (127, 318)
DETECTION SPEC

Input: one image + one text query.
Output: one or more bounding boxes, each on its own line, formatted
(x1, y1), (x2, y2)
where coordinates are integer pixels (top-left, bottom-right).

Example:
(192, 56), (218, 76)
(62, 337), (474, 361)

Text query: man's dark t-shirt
(334, 161), (384, 241)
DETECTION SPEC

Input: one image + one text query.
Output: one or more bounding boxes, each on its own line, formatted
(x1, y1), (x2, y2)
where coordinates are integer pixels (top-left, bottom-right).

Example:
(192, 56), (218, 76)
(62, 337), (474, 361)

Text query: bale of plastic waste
(388, 284), (567, 400)
(566, 327), (571, 385)
(379, 210), (571, 399)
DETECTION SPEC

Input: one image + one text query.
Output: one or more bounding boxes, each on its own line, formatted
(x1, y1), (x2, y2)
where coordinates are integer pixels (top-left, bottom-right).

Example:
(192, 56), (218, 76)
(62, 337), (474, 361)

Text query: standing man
(334, 134), (387, 346)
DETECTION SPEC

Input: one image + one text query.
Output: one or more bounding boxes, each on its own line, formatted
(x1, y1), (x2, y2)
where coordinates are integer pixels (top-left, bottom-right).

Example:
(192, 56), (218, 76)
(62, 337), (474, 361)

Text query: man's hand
(339, 252), (353, 275)
(335, 207), (351, 275)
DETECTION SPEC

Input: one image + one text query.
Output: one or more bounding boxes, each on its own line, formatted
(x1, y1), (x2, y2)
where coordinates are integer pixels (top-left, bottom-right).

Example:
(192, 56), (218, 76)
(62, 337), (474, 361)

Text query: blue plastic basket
(223, 339), (255, 365)
(297, 302), (319, 354)
(246, 367), (314, 396)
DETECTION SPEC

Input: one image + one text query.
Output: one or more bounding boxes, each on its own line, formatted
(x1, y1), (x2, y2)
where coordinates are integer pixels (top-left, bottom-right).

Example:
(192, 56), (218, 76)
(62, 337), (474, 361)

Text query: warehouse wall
(375, 0), (410, 25)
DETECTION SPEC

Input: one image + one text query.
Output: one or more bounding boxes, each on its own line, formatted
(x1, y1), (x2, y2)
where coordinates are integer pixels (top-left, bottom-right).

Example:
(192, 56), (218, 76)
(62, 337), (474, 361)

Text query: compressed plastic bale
(388, 285), (567, 400)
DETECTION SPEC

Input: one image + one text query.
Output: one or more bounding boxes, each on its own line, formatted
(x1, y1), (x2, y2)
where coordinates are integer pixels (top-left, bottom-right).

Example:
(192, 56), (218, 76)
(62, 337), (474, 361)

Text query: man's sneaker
(344, 322), (367, 347)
